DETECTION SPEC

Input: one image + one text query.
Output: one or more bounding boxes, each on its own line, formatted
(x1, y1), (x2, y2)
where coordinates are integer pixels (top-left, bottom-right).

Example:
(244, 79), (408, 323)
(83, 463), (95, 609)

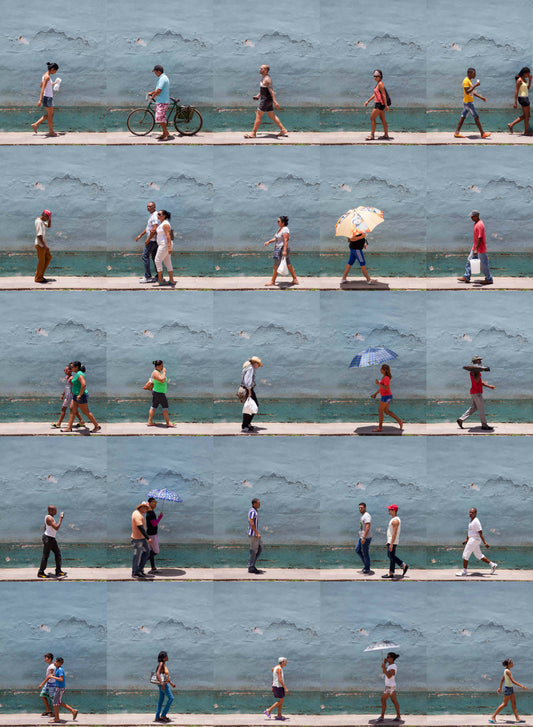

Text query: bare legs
(148, 407), (174, 428)
(246, 110), (287, 138)
(367, 108), (389, 139)
(380, 691), (401, 719)
(456, 114), (488, 138)
(374, 401), (403, 432)
(266, 696), (284, 719)
(157, 120), (170, 141)
(509, 105), (530, 134)
(62, 402), (99, 432)
(32, 107), (57, 136)
(341, 263), (376, 284)
(491, 692), (521, 722)
(266, 260), (298, 286)
(55, 405), (84, 428)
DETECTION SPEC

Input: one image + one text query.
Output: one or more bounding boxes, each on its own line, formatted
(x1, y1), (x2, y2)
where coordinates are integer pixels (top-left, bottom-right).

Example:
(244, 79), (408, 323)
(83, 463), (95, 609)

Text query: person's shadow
(150, 568), (186, 578)
(354, 425), (404, 436)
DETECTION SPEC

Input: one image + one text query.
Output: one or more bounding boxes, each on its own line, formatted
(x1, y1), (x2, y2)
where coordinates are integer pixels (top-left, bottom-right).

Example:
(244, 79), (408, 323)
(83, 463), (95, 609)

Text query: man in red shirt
(457, 356), (495, 431)
(457, 210), (493, 285)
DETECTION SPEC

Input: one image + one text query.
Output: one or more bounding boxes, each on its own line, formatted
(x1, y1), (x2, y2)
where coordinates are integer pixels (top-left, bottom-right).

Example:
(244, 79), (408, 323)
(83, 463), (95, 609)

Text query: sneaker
(241, 427), (251, 433)
(402, 564), (409, 576)
(340, 279), (348, 285)
(376, 718), (385, 723)
(490, 562), (498, 574)
(381, 574), (394, 579)
(362, 570), (372, 575)
(456, 571), (468, 577)
(248, 567), (261, 574)
(37, 572), (49, 579)
(55, 571), (67, 577)
(456, 419), (464, 429)
(139, 277), (152, 283)
(481, 424), (494, 431)
(264, 711), (271, 719)
(133, 572), (146, 578)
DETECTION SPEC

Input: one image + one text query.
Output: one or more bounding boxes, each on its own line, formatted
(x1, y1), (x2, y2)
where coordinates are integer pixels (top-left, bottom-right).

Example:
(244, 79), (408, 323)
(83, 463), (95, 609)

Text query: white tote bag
(470, 257), (481, 275)
(242, 397), (258, 415)
(277, 256), (289, 276)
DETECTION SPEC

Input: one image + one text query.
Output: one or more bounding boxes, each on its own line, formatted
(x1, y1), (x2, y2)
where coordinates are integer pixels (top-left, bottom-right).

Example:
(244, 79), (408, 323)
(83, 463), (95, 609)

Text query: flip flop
(244, 134), (256, 139)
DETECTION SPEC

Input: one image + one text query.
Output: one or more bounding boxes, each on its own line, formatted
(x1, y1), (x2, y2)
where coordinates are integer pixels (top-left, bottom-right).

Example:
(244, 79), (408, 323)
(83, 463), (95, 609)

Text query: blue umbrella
(349, 346), (398, 368)
(146, 488), (183, 503)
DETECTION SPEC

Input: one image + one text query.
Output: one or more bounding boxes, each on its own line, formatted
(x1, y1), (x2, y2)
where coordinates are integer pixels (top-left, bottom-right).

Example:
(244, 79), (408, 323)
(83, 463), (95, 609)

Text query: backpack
(384, 86), (391, 106)
(170, 227), (175, 241)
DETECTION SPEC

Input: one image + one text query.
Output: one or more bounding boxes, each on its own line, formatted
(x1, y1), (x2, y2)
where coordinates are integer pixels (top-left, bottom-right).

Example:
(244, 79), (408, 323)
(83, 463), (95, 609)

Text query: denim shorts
(504, 686), (514, 696)
(381, 395), (393, 403)
(74, 392), (88, 405)
(42, 96), (54, 108)
(461, 101), (478, 118)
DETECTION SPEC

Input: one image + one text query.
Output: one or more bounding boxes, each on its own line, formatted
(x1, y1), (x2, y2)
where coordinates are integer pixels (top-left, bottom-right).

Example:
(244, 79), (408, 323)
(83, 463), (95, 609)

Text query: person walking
(382, 505), (408, 579)
(454, 67), (491, 138)
(364, 70), (390, 140)
(355, 502), (372, 575)
(147, 360), (175, 428)
(48, 657), (78, 724)
(52, 364), (85, 429)
(263, 216), (298, 286)
(245, 65), (288, 138)
(34, 210), (52, 284)
(241, 356), (263, 433)
(340, 232), (377, 285)
(457, 210), (493, 285)
(457, 356), (495, 431)
(146, 497), (163, 574)
(32, 62), (59, 136)
(136, 201), (159, 283)
(248, 498), (263, 574)
(457, 507), (498, 577)
(131, 502), (152, 578)
(153, 210), (176, 287)
(508, 67), (531, 135)
(376, 652), (401, 722)
(37, 506), (67, 579)
(154, 651), (176, 723)
(489, 659), (527, 724)
(370, 364), (404, 432)
(62, 362), (101, 433)
(38, 653), (56, 717)
(264, 657), (288, 720)
(149, 65), (171, 141)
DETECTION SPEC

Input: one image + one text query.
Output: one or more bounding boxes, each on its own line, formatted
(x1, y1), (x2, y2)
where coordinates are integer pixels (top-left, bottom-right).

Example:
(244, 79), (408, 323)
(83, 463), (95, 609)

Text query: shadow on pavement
(354, 425), (404, 436)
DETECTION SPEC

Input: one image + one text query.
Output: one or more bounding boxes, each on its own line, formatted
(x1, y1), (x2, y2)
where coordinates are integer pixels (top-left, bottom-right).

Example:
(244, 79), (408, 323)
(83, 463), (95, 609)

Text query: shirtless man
(245, 65), (288, 138)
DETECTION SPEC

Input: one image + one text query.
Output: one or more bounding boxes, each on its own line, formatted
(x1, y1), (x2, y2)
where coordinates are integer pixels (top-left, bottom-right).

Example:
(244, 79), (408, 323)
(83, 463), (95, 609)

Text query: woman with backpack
(364, 70), (390, 140)
(154, 209), (175, 287)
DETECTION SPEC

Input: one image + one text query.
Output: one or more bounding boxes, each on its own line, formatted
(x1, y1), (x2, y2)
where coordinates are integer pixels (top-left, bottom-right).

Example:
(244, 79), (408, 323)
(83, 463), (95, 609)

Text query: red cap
(43, 209), (52, 219)
(387, 504), (398, 511)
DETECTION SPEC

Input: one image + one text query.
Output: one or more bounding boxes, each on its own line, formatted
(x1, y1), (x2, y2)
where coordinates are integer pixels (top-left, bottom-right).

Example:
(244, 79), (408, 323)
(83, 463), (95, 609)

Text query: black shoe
(133, 572), (146, 578)
(381, 574), (394, 579)
(56, 570), (67, 577)
(37, 572), (49, 578)
(362, 570), (373, 575)
(402, 564), (409, 576)
(479, 279), (493, 285)
(481, 424), (494, 431)
(456, 418), (463, 429)
(248, 567), (262, 574)
(35, 278), (50, 284)
(241, 427), (251, 433)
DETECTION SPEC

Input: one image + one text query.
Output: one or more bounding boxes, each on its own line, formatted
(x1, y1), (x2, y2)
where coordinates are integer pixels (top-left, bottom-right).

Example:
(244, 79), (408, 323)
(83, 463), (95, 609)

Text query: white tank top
(44, 515), (56, 537)
(272, 665), (283, 687)
(42, 74), (53, 97)
(387, 516), (401, 545)
(156, 221), (172, 245)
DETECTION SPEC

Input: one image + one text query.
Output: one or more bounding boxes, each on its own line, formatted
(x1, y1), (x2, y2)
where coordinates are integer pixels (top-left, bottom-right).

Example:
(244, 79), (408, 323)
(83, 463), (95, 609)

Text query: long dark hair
(47, 62), (59, 72)
(71, 361), (86, 373)
(153, 360), (163, 367)
(517, 67), (530, 79)
(158, 651), (168, 663)
(279, 215), (289, 226)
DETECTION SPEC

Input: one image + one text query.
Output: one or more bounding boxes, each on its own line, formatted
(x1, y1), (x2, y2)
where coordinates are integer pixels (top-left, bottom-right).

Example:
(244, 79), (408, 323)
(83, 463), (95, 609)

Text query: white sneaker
(340, 279), (348, 285)
(455, 571), (468, 577)
(490, 562), (498, 574)
(139, 277), (152, 283)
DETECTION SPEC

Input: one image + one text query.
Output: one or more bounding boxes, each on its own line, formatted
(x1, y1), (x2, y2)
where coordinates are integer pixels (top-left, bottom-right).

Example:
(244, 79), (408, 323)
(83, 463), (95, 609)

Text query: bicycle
(127, 95), (203, 136)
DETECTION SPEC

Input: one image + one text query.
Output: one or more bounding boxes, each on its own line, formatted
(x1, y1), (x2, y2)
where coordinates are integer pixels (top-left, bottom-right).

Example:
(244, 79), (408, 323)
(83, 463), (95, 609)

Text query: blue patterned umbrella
(349, 346), (398, 368)
(146, 488), (183, 503)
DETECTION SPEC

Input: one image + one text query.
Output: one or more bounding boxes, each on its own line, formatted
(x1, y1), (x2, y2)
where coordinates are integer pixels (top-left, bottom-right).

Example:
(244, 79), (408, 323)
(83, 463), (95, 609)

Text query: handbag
(236, 385), (248, 403)
(150, 671), (168, 685)
(277, 256), (289, 276)
(143, 380), (154, 391)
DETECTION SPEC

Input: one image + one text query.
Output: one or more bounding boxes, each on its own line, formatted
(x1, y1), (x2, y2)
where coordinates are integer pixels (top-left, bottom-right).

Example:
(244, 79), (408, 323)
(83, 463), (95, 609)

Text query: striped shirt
(248, 507), (259, 536)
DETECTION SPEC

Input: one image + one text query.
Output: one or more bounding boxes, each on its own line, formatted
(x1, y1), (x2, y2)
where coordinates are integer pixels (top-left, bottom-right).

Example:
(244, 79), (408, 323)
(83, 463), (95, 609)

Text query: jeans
(248, 535), (263, 569)
(156, 683), (174, 718)
(387, 544), (403, 574)
(464, 251), (492, 282)
(131, 538), (150, 575)
(355, 537), (372, 571)
(459, 393), (487, 425)
(242, 388), (258, 428)
(142, 240), (158, 278)
(39, 534), (62, 574)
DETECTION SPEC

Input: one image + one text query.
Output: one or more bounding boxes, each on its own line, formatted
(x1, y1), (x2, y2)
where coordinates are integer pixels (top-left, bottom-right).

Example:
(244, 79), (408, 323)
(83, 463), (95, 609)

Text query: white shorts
(384, 686), (396, 695)
(462, 538), (484, 561)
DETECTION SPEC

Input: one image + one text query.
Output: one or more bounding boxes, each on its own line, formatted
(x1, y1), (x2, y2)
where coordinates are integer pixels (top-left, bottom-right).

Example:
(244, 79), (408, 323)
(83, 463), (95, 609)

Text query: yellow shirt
(463, 77), (474, 103)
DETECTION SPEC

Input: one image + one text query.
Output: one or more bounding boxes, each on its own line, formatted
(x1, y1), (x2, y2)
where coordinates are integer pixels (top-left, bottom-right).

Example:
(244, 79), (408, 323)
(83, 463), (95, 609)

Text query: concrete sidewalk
(0, 422), (531, 436)
(1, 276), (530, 292)
(1, 567), (529, 582)
(0, 713), (529, 726)
(1, 131), (532, 145)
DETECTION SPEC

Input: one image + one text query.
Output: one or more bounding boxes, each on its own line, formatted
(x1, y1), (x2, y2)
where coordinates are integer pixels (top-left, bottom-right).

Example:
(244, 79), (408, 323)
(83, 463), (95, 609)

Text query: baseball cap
(387, 504), (398, 511)
(43, 209), (52, 219)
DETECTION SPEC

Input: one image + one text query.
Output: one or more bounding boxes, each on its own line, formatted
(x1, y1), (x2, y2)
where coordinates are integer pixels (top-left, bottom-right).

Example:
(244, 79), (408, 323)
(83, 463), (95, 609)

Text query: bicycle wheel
(127, 108), (155, 136)
(174, 106), (203, 136)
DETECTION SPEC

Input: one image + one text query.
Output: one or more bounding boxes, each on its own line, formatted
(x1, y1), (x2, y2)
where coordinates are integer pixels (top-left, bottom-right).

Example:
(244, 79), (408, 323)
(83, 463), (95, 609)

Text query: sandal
(365, 136), (375, 140)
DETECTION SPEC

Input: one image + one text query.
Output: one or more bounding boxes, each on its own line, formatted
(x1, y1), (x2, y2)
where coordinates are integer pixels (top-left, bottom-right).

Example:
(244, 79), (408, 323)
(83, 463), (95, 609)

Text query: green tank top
(71, 371), (87, 396)
(153, 372), (167, 393)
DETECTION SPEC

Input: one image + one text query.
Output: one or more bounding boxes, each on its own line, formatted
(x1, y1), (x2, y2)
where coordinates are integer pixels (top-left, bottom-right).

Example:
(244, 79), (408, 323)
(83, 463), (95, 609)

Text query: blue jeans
(464, 251), (492, 282)
(355, 537), (372, 571)
(156, 683), (174, 718)
(131, 538), (150, 575)
(143, 240), (158, 278)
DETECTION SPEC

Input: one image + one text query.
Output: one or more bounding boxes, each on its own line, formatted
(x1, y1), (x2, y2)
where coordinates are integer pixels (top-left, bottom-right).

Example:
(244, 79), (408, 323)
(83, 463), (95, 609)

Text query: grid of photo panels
(1, 1), (532, 726)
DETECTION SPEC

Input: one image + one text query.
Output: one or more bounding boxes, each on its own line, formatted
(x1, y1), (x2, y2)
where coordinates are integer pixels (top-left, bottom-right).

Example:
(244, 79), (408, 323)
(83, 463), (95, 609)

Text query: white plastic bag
(277, 256), (289, 276)
(470, 257), (481, 275)
(242, 397), (258, 415)
(53, 78), (62, 93)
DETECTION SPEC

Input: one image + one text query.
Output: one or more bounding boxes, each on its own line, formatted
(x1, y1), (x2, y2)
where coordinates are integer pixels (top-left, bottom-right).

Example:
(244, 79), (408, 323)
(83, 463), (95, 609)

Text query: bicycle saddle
(170, 97), (180, 103)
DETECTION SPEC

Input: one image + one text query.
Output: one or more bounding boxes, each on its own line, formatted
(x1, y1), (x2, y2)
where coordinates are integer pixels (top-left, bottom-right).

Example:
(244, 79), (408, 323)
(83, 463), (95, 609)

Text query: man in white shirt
(457, 507), (497, 576)
(382, 504), (408, 579)
(37, 505), (66, 578)
(136, 201), (159, 283)
(355, 502), (373, 574)
(34, 209), (52, 283)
